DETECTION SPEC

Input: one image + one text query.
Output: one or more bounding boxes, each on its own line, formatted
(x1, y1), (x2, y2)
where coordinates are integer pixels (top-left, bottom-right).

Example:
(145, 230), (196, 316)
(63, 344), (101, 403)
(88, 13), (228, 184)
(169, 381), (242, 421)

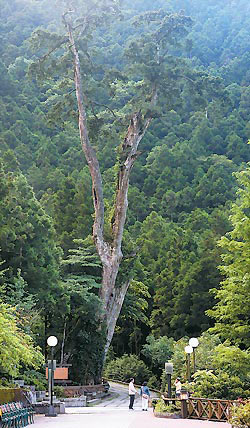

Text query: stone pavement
(33, 407), (232, 428)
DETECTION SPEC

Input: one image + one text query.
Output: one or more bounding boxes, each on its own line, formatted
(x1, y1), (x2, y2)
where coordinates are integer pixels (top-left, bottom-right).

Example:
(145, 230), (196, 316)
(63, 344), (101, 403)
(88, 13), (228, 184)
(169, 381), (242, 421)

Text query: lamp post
(46, 335), (58, 417)
(189, 337), (199, 374)
(184, 345), (193, 381)
(165, 362), (173, 398)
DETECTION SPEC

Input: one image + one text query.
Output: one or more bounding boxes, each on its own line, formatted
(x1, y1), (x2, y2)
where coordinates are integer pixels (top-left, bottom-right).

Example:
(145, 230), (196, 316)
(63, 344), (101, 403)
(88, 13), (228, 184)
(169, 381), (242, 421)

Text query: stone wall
(34, 402), (65, 414)
(63, 384), (108, 398)
(0, 388), (27, 404)
(60, 397), (87, 407)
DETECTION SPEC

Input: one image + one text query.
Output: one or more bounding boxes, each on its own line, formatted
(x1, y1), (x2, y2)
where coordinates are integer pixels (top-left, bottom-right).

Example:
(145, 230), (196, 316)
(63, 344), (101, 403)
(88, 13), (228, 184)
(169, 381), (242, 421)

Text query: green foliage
(0, 163), (62, 313)
(212, 343), (250, 378)
(1, 0), (250, 385)
(190, 370), (250, 400)
(53, 386), (66, 398)
(167, 333), (250, 399)
(135, 209), (230, 340)
(154, 399), (179, 414)
(113, 277), (151, 356)
(231, 402), (250, 428)
(60, 238), (104, 383)
(147, 375), (160, 390)
(0, 303), (44, 377)
(141, 335), (174, 374)
(104, 354), (152, 384)
(71, 327), (106, 385)
(208, 164), (250, 346)
(22, 370), (47, 391)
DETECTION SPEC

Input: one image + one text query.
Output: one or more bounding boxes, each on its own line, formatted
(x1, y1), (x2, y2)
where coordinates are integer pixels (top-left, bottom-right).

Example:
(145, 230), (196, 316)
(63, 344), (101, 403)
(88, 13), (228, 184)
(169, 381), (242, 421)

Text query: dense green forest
(0, 0), (250, 399)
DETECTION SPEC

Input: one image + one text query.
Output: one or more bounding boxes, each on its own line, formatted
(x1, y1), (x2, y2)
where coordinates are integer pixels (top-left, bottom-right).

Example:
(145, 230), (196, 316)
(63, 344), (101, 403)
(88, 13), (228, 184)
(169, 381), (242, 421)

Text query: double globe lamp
(184, 337), (199, 381)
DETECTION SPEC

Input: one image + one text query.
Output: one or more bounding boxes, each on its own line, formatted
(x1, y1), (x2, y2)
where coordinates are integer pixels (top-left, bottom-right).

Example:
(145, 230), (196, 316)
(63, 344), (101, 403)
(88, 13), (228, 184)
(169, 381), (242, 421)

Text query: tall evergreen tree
(208, 164), (250, 347)
(0, 161), (62, 346)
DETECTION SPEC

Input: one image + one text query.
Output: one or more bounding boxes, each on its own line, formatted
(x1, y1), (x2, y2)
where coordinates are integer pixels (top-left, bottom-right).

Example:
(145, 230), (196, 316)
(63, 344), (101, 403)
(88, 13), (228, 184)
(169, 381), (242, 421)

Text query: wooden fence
(162, 396), (237, 421)
(187, 397), (234, 421)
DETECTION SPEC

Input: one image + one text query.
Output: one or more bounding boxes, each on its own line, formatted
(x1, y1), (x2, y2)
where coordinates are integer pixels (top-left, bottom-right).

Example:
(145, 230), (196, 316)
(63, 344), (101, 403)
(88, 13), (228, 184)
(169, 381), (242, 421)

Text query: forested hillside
(0, 0), (250, 395)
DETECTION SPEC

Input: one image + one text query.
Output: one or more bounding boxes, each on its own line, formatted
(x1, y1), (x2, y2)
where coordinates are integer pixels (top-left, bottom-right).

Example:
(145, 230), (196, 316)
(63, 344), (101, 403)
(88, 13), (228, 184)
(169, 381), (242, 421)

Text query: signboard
(46, 367), (69, 380)
(165, 362), (173, 374)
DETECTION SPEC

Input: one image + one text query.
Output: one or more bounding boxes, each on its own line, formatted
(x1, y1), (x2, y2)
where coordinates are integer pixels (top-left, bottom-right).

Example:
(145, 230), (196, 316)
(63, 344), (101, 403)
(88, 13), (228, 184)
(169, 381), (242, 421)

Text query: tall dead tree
(31, 0), (192, 360)
(66, 12), (158, 354)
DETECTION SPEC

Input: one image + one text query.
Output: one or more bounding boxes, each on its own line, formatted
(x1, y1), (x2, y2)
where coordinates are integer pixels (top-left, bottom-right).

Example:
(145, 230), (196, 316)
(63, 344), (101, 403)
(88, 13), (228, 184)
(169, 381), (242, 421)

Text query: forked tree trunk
(66, 19), (157, 360)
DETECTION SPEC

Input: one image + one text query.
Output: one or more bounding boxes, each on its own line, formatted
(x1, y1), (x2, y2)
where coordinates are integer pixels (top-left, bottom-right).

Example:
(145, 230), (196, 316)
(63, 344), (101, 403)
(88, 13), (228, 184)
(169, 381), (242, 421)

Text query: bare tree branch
(112, 87), (158, 252)
(67, 19), (107, 257)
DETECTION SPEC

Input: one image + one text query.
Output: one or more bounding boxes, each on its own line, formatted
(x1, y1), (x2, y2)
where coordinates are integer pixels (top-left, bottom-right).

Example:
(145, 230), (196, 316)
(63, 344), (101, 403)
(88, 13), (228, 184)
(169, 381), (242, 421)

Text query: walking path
(32, 382), (231, 427)
(33, 408), (231, 428)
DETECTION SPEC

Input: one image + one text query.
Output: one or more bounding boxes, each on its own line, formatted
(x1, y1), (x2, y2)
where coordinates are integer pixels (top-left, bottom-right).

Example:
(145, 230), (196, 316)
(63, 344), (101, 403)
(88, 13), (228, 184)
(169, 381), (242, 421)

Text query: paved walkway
(33, 408), (231, 428)
(32, 382), (231, 427)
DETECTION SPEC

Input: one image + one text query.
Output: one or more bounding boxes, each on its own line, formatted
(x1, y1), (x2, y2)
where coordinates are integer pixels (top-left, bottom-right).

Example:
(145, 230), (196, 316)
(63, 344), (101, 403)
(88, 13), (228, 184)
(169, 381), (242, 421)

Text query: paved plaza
(33, 407), (231, 428)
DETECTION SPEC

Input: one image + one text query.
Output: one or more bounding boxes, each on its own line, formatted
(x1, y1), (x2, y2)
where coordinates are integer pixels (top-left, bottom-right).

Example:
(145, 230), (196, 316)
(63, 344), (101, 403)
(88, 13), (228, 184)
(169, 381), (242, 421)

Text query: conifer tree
(208, 164), (250, 347)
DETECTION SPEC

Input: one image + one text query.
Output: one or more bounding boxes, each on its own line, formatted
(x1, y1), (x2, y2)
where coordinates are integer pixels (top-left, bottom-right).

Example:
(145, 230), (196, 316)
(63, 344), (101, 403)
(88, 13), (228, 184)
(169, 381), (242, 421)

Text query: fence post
(181, 400), (188, 418)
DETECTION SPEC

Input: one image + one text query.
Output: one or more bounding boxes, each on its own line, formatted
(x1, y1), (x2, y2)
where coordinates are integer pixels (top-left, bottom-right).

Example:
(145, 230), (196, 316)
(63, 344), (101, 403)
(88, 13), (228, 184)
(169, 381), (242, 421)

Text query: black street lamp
(184, 345), (193, 382)
(165, 362), (173, 398)
(46, 335), (58, 417)
(189, 337), (199, 374)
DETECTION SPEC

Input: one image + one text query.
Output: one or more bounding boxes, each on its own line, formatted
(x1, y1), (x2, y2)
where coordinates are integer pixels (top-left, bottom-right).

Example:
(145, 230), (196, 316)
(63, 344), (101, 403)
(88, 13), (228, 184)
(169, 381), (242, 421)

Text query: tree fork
(66, 15), (157, 360)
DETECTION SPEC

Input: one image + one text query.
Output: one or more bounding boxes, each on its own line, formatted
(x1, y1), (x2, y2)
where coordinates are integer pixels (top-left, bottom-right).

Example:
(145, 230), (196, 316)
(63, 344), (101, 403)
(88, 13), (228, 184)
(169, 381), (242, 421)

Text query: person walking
(140, 381), (150, 411)
(128, 378), (136, 410)
(174, 377), (182, 398)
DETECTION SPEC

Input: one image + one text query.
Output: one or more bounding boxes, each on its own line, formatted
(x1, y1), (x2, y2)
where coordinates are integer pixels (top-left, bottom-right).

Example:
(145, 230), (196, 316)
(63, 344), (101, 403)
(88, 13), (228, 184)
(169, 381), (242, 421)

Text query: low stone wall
(60, 397), (87, 407)
(154, 411), (181, 419)
(34, 402), (65, 415)
(0, 388), (28, 405)
(63, 384), (108, 399)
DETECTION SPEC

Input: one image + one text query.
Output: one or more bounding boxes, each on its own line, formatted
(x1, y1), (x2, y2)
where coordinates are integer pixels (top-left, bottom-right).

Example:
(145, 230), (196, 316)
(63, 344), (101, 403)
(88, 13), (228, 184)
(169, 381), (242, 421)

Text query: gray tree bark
(66, 17), (157, 359)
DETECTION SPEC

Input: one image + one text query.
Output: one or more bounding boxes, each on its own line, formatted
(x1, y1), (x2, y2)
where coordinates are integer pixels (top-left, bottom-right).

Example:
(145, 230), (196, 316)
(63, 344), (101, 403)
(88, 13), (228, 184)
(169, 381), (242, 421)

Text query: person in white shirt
(128, 378), (136, 409)
(175, 378), (182, 398)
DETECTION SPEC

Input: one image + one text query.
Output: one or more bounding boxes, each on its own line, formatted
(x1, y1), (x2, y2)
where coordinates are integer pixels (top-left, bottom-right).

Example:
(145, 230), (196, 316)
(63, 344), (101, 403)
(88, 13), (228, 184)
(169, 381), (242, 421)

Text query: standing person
(175, 377), (182, 398)
(140, 381), (150, 411)
(128, 378), (136, 410)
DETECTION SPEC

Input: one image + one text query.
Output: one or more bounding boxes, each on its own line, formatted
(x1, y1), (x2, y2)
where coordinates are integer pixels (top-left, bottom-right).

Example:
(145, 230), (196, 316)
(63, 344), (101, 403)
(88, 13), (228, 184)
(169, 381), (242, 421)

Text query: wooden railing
(162, 396), (238, 421)
(187, 397), (234, 421)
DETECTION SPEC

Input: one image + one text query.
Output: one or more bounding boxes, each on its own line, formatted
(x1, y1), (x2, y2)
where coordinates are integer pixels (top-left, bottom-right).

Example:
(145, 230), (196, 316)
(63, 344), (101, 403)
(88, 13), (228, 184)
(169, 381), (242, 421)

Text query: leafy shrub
(141, 335), (174, 373)
(0, 378), (13, 387)
(54, 386), (65, 398)
(147, 375), (160, 390)
(22, 370), (47, 391)
(151, 398), (158, 408)
(154, 399), (178, 414)
(104, 354), (152, 384)
(190, 370), (250, 400)
(231, 402), (250, 427)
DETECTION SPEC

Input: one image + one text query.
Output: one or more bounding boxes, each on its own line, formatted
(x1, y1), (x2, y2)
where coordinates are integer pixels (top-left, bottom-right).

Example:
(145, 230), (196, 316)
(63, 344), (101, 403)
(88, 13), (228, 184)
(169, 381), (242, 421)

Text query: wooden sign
(46, 367), (68, 380)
